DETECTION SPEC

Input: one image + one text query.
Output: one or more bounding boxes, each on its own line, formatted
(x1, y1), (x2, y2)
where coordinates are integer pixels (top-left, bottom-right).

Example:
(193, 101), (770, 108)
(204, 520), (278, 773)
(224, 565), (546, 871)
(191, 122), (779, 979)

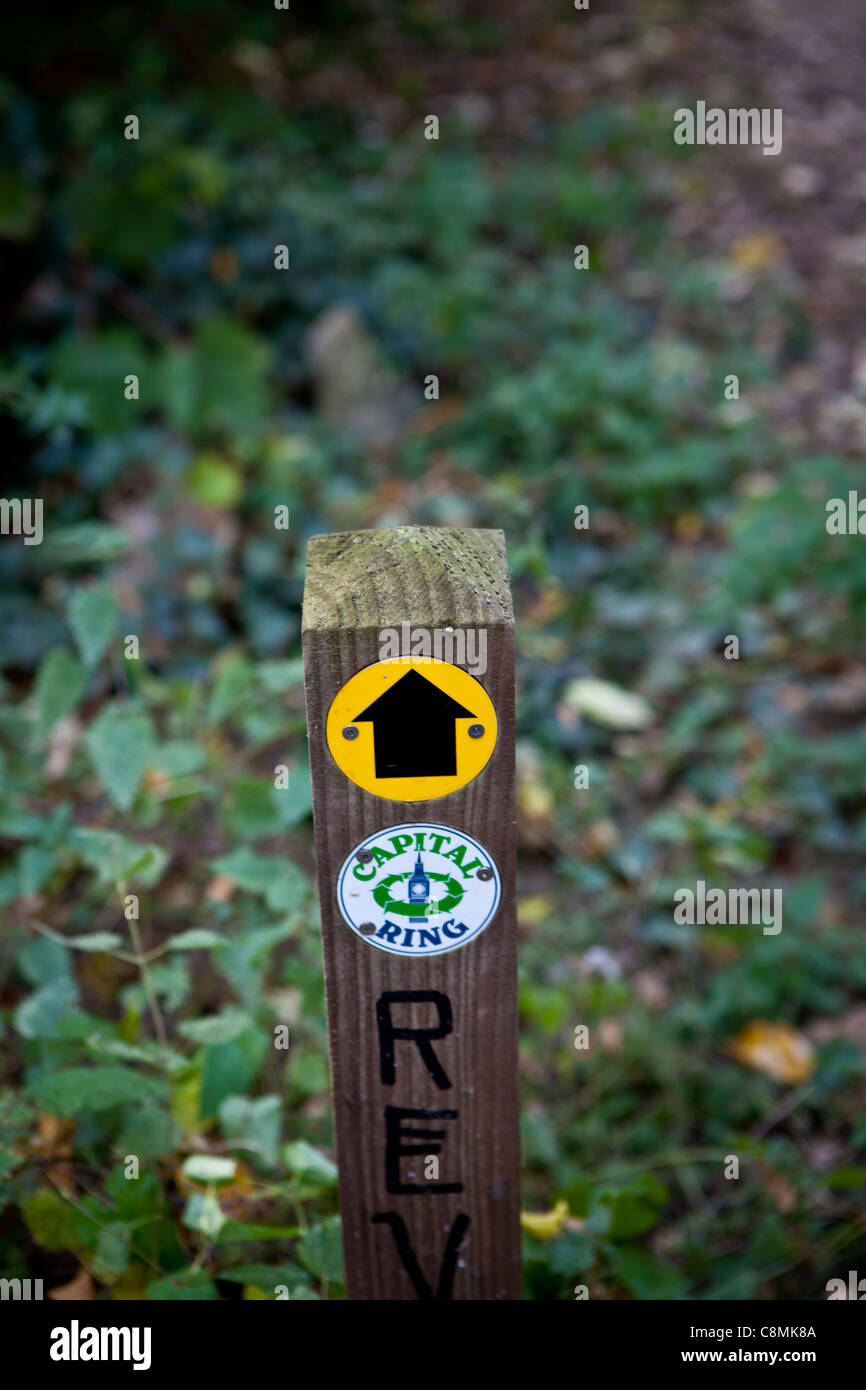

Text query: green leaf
(22, 1188), (80, 1253)
(70, 828), (168, 886)
(214, 1219), (299, 1243)
(207, 653), (256, 726)
(86, 704), (155, 812)
(41, 929), (123, 953)
(17, 934), (71, 986)
(14, 976), (79, 1039)
(165, 929), (224, 951)
(217, 1263), (308, 1291)
(257, 659), (304, 693)
(826, 1166), (866, 1191)
(188, 452), (243, 509)
(210, 847), (310, 912)
(283, 1140), (338, 1188)
(91, 1224), (130, 1282)
(26, 1066), (167, 1116)
(146, 1268), (218, 1301)
(161, 315), (270, 439)
(37, 522), (129, 568)
(116, 1100), (181, 1160)
(178, 1008), (252, 1046)
(17, 844), (55, 896)
(220, 1095), (282, 1165)
(182, 1155), (237, 1184)
(68, 584), (118, 668)
(608, 1245), (686, 1300)
(86, 1035), (186, 1072)
(182, 1191), (226, 1237)
(295, 1216), (344, 1284)
(34, 647), (86, 729)
(586, 1176), (669, 1240)
(200, 1027), (268, 1120)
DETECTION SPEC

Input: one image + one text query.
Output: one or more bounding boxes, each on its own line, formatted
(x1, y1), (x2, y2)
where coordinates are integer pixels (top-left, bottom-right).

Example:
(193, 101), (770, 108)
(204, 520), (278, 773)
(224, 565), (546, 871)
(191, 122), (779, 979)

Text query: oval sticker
(337, 823), (501, 957)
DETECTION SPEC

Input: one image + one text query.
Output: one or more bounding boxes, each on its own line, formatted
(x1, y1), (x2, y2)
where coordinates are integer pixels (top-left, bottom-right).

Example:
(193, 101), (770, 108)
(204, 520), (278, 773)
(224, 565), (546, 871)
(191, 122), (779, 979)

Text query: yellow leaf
(728, 1020), (815, 1084)
(520, 1199), (569, 1241)
(728, 233), (782, 272)
(517, 895), (553, 926)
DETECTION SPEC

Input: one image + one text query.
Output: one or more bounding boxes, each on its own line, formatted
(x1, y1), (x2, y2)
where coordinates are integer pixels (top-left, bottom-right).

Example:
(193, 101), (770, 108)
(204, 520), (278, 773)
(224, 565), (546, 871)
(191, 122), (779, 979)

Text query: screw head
(342, 725), (359, 740)
(468, 724), (484, 739)
(358, 922), (376, 935)
(356, 849), (373, 864)
(476, 866), (494, 881)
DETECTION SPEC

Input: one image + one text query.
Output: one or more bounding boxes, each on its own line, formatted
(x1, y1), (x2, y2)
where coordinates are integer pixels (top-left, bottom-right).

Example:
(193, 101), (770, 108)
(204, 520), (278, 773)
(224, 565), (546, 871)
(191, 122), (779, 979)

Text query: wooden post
(302, 526), (521, 1300)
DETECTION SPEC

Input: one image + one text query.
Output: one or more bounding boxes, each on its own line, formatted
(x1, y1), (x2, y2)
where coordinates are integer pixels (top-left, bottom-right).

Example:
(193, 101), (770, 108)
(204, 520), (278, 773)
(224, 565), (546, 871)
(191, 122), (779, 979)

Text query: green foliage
(1, 0), (864, 1304)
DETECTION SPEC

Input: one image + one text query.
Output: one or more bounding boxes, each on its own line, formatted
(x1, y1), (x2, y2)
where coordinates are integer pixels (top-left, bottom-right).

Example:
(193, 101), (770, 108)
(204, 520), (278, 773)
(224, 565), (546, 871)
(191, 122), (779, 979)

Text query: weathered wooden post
(302, 526), (521, 1300)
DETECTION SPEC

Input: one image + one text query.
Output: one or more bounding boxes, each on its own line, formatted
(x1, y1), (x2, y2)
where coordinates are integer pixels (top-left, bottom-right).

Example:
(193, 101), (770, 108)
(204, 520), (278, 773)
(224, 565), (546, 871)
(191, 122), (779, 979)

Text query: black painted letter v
(371, 1211), (470, 1299)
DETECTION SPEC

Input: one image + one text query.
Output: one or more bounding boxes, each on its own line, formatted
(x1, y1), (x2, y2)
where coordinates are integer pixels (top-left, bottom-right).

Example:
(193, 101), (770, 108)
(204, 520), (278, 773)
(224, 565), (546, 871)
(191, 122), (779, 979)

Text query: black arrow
(351, 668), (477, 778)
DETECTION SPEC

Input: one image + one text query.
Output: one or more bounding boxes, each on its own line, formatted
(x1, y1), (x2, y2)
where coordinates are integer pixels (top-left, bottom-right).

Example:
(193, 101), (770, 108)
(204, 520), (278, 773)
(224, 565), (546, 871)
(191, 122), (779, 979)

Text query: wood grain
(302, 526), (521, 1300)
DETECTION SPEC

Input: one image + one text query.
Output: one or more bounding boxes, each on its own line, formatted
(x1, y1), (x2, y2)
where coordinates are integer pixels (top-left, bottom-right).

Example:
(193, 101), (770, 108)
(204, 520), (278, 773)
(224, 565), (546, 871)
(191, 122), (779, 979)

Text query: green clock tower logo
(337, 823), (500, 957)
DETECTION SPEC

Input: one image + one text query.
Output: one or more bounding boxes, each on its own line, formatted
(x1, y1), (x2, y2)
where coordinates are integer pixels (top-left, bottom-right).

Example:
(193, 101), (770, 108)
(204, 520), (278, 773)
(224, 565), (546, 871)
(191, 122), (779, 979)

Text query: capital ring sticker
(337, 823), (501, 957)
(326, 657), (497, 802)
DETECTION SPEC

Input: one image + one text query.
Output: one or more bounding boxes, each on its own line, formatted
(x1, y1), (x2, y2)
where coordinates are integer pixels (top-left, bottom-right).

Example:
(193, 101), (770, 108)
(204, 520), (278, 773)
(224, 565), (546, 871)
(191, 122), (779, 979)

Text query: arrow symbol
(350, 668), (477, 778)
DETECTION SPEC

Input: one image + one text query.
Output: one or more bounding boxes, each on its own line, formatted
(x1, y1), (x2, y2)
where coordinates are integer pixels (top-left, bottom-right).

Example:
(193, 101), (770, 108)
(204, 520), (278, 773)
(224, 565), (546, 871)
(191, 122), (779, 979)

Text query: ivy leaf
(36, 522), (129, 568)
(22, 1188), (80, 1253)
(283, 1140), (338, 1188)
(295, 1216), (344, 1284)
(178, 1008), (252, 1045)
(182, 1191), (226, 1238)
(68, 584), (118, 667)
(63, 931), (124, 952)
(26, 1066), (166, 1116)
(608, 1245), (686, 1300)
(86, 704), (154, 812)
(34, 647), (86, 729)
(35, 925), (123, 953)
(14, 976), (79, 1039)
(220, 1095), (282, 1165)
(146, 1268), (218, 1301)
(182, 1155), (237, 1184)
(70, 828), (168, 886)
(217, 1263), (309, 1292)
(165, 929), (224, 951)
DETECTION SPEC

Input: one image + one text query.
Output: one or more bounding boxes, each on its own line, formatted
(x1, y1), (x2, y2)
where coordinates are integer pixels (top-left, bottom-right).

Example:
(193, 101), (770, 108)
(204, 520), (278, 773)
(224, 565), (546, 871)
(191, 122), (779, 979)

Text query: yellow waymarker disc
(326, 658), (497, 802)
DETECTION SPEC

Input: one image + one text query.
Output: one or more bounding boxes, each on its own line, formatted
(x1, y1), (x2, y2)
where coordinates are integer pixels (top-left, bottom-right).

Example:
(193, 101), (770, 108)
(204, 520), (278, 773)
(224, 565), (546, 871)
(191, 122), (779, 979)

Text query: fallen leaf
(206, 875), (236, 903)
(633, 970), (670, 1010)
(516, 742), (554, 843)
(49, 1268), (93, 1300)
(807, 1005), (866, 1053)
(728, 233), (783, 272)
(520, 1199), (569, 1241)
(584, 819), (621, 857)
(561, 678), (653, 731)
(674, 512), (703, 542)
(517, 895), (553, 927)
(762, 1165), (797, 1213)
(598, 1018), (624, 1052)
(728, 1021), (815, 1084)
(523, 581), (568, 626)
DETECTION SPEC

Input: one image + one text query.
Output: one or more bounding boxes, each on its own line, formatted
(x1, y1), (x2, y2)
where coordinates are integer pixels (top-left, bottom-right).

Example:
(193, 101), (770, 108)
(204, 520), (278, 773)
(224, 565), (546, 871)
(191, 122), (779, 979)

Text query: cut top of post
(302, 526), (514, 632)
